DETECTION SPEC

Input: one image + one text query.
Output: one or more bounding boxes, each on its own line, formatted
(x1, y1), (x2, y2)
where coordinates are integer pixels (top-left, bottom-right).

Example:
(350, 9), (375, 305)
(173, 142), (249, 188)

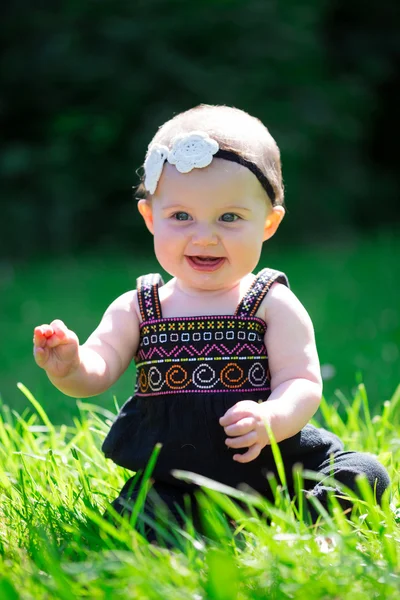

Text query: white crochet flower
(168, 131), (219, 173)
(144, 144), (169, 194)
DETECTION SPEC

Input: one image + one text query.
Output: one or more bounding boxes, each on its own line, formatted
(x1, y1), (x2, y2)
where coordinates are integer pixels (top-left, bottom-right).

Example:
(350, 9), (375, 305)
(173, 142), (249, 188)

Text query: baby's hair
(137, 104), (285, 208)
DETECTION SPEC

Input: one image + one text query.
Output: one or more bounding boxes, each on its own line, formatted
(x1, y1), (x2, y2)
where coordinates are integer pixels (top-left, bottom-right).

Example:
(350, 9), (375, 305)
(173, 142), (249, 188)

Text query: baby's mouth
(186, 255), (225, 271)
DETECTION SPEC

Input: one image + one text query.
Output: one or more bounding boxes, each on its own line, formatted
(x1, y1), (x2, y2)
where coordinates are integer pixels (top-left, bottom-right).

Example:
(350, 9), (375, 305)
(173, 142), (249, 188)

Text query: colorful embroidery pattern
(140, 316), (265, 344)
(133, 269), (288, 397)
(137, 273), (164, 321)
(235, 268), (290, 317)
(135, 313), (270, 396)
(135, 358), (270, 395)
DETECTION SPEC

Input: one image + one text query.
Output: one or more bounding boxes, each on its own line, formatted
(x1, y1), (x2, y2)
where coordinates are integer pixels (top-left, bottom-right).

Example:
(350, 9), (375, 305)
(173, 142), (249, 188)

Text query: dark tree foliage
(0, 0), (398, 258)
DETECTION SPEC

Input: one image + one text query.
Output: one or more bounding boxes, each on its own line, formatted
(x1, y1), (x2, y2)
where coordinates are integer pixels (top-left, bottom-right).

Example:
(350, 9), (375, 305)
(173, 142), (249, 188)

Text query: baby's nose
(192, 224), (218, 246)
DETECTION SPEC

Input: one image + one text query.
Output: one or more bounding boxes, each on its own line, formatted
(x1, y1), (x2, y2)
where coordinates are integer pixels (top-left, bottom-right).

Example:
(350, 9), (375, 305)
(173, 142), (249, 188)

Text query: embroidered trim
(135, 387), (271, 397)
(135, 357), (270, 396)
(139, 343), (266, 361)
(140, 314), (266, 330)
(137, 273), (164, 322)
(235, 268), (290, 317)
(138, 355), (268, 365)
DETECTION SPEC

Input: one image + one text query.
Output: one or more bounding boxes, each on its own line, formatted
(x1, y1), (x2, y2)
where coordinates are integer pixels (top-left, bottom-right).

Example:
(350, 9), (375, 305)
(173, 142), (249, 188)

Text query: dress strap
(234, 268), (290, 318)
(136, 273), (165, 322)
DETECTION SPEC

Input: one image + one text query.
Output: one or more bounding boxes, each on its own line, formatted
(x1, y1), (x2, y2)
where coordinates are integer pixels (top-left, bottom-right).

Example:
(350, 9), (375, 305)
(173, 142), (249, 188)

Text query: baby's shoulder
(260, 281), (311, 324)
(105, 289), (141, 323)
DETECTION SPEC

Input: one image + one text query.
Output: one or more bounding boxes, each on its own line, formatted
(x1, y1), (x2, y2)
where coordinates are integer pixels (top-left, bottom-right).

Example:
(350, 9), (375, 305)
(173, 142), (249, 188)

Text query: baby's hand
(219, 400), (270, 463)
(33, 319), (80, 379)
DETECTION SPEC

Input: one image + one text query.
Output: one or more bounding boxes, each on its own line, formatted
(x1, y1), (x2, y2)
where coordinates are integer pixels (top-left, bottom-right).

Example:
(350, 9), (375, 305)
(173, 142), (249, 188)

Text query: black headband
(215, 149), (276, 204)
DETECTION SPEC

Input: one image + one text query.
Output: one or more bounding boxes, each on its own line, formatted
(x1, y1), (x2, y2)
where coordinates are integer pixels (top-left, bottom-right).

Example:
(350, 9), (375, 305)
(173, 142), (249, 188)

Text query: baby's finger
(219, 401), (258, 427)
(51, 319), (69, 339)
(33, 345), (49, 365)
(33, 325), (53, 347)
(224, 417), (254, 437)
(225, 430), (257, 448)
(46, 320), (75, 348)
(233, 443), (262, 463)
(219, 408), (252, 427)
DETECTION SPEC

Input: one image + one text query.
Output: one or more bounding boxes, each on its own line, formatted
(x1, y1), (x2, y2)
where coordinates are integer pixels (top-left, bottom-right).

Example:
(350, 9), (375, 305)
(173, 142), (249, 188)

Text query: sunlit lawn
(0, 381), (398, 598)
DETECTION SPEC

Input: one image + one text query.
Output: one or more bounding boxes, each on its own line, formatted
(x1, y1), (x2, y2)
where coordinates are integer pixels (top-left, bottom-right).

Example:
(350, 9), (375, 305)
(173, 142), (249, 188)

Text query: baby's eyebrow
(160, 205), (191, 214)
(161, 204), (189, 210)
(224, 206), (251, 212)
(159, 203), (253, 214)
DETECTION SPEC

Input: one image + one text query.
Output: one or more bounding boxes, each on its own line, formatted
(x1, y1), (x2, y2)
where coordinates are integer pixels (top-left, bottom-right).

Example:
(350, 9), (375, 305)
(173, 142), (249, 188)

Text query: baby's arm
(33, 291), (140, 398)
(220, 282), (322, 462)
(261, 282), (322, 441)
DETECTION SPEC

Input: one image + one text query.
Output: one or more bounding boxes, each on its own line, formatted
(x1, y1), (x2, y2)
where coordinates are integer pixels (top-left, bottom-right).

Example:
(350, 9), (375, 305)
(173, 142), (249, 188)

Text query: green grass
(0, 381), (399, 599)
(1, 229), (399, 425)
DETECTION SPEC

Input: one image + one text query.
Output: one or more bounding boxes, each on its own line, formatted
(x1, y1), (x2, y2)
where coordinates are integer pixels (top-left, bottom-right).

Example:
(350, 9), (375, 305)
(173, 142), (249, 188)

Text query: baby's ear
(138, 199), (154, 234)
(263, 206), (285, 241)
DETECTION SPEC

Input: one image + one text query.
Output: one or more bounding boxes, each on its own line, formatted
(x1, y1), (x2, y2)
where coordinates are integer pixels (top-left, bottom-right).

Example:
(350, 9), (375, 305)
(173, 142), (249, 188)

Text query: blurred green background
(0, 0), (399, 424)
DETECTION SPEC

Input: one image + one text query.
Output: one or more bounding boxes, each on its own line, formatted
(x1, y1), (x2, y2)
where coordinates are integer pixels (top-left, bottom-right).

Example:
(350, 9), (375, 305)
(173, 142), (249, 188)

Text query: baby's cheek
(156, 249), (189, 283)
(154, 232), (179, 261)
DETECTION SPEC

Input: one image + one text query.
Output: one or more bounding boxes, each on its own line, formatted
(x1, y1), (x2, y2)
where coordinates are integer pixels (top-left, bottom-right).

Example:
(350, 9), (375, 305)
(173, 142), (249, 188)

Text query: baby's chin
(165, 265), (248, 294)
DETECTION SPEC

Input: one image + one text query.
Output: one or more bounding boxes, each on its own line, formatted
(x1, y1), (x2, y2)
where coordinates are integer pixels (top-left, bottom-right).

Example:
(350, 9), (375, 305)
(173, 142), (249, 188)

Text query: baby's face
(138, 160), (284, 293)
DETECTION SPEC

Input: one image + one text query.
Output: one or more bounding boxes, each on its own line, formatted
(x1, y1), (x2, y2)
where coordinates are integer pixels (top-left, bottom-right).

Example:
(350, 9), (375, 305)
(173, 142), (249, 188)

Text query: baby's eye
(172, 212), (192, 221)
(220, 213), (240, 222)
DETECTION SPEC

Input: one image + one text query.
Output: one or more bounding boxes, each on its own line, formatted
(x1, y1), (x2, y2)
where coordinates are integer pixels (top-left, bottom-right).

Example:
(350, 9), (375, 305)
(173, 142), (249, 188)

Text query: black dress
(102, 269), (390, 534)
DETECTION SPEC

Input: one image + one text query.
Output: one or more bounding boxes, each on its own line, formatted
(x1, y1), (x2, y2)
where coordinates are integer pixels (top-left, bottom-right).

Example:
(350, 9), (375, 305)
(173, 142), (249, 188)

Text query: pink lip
(185, 256), (226, 272)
